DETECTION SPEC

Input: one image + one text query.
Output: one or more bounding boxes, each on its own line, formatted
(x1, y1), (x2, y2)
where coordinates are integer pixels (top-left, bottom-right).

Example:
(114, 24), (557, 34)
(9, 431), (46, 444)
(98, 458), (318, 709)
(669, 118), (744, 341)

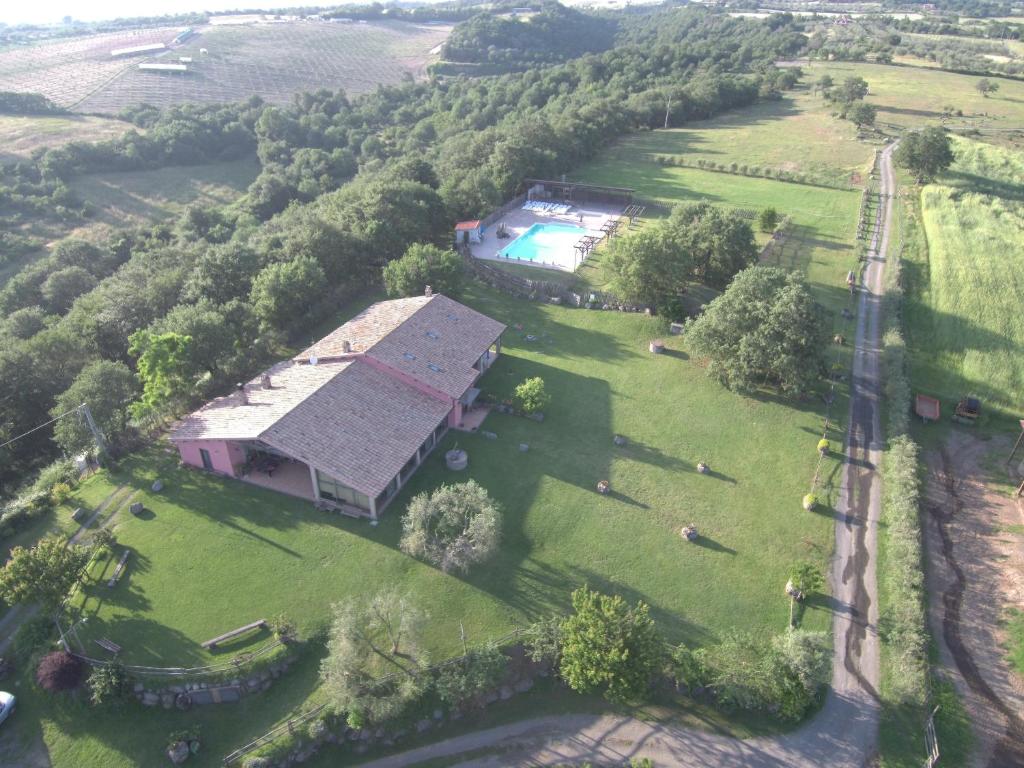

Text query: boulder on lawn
(167, 740), (190, 765)
(151, 480), (164, 492)
(129, 502), (144, 516)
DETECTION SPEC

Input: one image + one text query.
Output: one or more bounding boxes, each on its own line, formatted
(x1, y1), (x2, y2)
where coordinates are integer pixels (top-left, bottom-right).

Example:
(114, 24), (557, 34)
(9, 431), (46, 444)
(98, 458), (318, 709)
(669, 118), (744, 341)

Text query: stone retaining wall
(136, 655), (297, 709)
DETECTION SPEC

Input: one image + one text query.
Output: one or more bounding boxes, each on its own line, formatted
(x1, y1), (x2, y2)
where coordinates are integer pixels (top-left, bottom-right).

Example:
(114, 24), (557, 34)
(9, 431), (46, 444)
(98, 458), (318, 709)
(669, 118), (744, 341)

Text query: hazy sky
(2, 2), (323, 26)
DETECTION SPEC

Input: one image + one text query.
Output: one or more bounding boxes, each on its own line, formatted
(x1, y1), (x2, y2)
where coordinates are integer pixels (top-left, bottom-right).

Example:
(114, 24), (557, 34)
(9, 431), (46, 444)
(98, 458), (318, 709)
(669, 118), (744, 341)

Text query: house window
(199, 448), (213, 470)
(315, 470), (370, 510)
(399, 452), (419, 483)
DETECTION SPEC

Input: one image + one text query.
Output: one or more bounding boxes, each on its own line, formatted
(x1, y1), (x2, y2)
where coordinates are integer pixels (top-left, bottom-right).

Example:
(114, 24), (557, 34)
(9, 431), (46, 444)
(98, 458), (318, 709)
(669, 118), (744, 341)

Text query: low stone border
(136, 655), (297, 709)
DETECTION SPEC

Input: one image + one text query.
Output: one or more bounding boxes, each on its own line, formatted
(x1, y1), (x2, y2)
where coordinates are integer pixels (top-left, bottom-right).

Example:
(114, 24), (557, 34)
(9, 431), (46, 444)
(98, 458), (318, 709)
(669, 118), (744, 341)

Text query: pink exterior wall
(176, 439), (245, 476)
(448, 402), (464, 428)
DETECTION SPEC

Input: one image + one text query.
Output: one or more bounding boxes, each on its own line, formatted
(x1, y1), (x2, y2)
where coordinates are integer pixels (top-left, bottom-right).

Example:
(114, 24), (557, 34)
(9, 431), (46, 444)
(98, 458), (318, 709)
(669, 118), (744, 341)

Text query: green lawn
(803, 61), (1024, 149)
(1008, 608), (1024, 676)
(6, 277), (850, 767)
(573, 150), (861, 310)
(904, 138), (1024, 424)
(596, 89), (873, 183)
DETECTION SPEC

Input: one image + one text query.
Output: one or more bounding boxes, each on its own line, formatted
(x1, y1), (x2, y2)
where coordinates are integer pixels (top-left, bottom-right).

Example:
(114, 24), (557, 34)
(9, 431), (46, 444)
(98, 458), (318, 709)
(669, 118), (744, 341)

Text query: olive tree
(320, 590), (427, 727)
(400, 481), (501, 573)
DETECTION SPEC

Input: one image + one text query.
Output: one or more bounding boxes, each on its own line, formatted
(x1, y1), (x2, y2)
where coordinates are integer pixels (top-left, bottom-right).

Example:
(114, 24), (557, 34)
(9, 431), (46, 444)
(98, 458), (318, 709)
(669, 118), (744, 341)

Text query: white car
(0, 692), (15, 726)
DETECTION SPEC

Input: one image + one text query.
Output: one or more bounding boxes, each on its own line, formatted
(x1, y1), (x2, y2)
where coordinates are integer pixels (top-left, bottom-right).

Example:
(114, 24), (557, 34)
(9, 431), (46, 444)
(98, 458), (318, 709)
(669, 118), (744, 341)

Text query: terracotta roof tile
(262, 360), (451, 497)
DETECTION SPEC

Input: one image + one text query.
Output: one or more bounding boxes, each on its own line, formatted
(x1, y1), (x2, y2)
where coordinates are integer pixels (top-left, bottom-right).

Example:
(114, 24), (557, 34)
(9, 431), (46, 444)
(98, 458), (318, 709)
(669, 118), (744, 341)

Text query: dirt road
(925, 433), (1024, 767)
(355, 146), (898, 768)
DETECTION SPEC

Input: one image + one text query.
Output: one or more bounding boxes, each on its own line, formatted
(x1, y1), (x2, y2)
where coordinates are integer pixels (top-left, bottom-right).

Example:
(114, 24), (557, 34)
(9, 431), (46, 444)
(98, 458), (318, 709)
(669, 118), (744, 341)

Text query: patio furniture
(914, 394), (940, 422)
(201, 619), (267, 650)
(955, 396), (980, 421)
(107, 550), (130, 587)
(95, 638), (122, 654)
(251, 453), (281, 477)
(597, 480), (610, 494)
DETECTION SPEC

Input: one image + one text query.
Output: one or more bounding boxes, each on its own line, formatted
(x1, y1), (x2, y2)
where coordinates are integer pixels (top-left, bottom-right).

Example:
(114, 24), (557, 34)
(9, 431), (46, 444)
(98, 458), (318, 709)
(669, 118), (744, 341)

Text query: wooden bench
(107, 550), (130, 587)
(95, 638), (121, 654)
(201, 619), (267, 650)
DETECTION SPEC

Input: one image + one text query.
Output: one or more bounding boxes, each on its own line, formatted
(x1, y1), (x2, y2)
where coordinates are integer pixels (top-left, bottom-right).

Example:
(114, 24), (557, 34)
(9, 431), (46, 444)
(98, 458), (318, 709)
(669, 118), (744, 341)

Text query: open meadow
(2, 277), (845, 766)
(0, 21), (450, 113)
(904, 138), (1024, 423)
(804, 61), (1024, 149)
(0, 115), (133, 164)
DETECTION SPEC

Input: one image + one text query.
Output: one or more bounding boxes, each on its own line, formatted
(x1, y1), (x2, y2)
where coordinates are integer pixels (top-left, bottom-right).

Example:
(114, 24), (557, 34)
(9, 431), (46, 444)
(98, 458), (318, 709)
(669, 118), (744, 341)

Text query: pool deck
(470, 202), (622, 272)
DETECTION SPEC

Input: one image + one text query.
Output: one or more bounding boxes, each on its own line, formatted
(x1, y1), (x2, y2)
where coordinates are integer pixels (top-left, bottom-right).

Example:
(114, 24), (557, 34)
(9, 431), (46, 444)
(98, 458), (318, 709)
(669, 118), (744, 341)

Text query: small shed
(455, 220), (483, 245)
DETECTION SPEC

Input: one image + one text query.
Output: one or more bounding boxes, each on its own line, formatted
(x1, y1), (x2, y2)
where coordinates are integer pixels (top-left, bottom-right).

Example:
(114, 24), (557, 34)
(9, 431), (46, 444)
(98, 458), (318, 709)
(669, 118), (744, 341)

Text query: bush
(433, 643), (508, 708)
(514, 376), (550, 414)
(92, 528), (116, 552)
(13, 613), (54, 662)
(880, 435), (928, 706)
(400, 481), (502, 573)
(523, 617), (562, 666)
(49, 482), (73, 505)
(36, 651), (85, 693)
(87, 661), (132, 706)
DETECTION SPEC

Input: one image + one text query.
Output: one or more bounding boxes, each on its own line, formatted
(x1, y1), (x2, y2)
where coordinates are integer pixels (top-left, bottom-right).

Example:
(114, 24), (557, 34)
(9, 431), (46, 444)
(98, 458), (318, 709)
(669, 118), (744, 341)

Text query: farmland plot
(0, 27), (182, 109)
(1, 21), (451, 115)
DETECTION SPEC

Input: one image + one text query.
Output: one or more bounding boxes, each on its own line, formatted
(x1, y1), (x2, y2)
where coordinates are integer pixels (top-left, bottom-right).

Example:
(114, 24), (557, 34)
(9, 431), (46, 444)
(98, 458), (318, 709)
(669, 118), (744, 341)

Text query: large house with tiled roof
(170, 290), (505, 519)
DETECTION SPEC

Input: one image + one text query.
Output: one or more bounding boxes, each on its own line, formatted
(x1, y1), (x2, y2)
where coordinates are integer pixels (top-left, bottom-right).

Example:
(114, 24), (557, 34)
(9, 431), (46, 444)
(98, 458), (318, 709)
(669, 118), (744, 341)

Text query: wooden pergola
(524, 179), (635, 206)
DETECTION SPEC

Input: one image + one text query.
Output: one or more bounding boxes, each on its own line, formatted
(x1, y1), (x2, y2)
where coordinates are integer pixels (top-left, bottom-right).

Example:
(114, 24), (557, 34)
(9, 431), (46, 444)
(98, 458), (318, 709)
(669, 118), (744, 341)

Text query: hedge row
(652, 154), (854, 190)
(880, 436), (928, 706)
(0, 457), (80, 543)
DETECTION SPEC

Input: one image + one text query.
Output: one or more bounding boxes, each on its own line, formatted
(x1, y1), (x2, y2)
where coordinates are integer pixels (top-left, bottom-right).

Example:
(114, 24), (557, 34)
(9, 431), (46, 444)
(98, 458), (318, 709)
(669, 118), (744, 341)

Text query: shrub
(36, 651), (85, 693)
(668, 642), (708, 691)
(87, 661), (132, 706)
(49, 482), (73, 505)
(92, 528), (116, 552)
(13, 613), (54, 662)
(433, 643), (508, 708)
(802, 493), (818, 511)
(880, 436), (928, 706)
(523, 616), (562, 666)
(759, 207), (779, 233)
(817, 438), (830, 455)
(400, 481), (501, 573)
(514, 376), (550, 415)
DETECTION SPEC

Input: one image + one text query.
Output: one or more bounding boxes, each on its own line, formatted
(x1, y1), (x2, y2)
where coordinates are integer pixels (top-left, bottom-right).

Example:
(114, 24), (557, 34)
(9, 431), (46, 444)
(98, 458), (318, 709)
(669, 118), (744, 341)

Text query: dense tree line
(0, 92), (65, 116)
(0, 5), (806, 495)
(441, 2), (617, 69)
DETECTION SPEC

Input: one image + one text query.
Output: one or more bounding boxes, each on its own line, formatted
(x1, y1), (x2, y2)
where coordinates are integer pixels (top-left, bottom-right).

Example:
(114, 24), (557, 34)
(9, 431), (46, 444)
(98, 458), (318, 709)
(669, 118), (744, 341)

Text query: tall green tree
(846, 102), (877, 128)
(383, 243), (465, 299)
(606, 224), (691, 308)
(837, 76), (869, 102)
(52, 360), (138, 454)
(249, 255), (326, 333)
(685, 266), (828, 395)
(668, 202), (758, 287)
(128, 330), (193, 418)
(895, 127), (955, 181)
(0, 536), (90, 610)
(559, 587), (664, 703)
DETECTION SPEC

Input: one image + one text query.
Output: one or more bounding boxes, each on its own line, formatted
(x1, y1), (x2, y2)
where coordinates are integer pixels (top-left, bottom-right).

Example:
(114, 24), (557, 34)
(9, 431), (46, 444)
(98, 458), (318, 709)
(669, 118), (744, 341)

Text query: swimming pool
(499, 223), (590, 264)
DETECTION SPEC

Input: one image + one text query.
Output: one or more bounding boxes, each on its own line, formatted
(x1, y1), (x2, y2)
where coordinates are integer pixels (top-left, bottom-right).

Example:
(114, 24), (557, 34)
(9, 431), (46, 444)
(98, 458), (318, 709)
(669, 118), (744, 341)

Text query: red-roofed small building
(170, 290), (504, 520)
(454, 220), (483, 245)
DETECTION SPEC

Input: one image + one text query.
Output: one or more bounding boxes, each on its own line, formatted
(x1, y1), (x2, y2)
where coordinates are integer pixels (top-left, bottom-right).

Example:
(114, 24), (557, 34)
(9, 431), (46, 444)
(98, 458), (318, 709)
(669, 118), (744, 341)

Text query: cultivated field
(0, 114), (133, 163)
(904, 138), (1024, 421)
(0, 27), (183, 110)
(0, 21), (450, 114)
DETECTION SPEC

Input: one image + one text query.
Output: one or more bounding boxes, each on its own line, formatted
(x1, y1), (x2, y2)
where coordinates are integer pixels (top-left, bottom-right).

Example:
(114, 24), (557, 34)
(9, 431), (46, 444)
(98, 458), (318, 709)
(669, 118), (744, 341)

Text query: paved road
(358, 145), (898, 767)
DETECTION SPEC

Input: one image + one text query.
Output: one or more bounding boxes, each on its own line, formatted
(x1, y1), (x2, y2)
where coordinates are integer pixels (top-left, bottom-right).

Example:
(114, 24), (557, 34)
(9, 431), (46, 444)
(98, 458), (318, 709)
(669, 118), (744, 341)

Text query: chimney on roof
(260, 373), (272, 389)
(341, 340), (352, 353)
(237, 383), (248, 405)
(424, 285), (433, 297)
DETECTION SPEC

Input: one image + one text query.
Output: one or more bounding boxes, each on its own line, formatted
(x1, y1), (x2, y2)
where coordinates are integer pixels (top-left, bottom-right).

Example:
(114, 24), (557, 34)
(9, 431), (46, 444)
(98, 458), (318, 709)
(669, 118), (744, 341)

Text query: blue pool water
(499, 223), (590, 263)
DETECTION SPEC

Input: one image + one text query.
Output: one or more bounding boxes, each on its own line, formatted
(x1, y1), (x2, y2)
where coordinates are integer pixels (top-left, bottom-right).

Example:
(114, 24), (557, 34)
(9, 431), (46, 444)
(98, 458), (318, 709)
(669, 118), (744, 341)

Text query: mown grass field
(804, 61), (1024, 149)
(0, 115), (133, 163)
(903, 138), (1024, 424)
(3, 278), (846, 767)
(573, 149), (862, 311)
(600, 88), (873, 183)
